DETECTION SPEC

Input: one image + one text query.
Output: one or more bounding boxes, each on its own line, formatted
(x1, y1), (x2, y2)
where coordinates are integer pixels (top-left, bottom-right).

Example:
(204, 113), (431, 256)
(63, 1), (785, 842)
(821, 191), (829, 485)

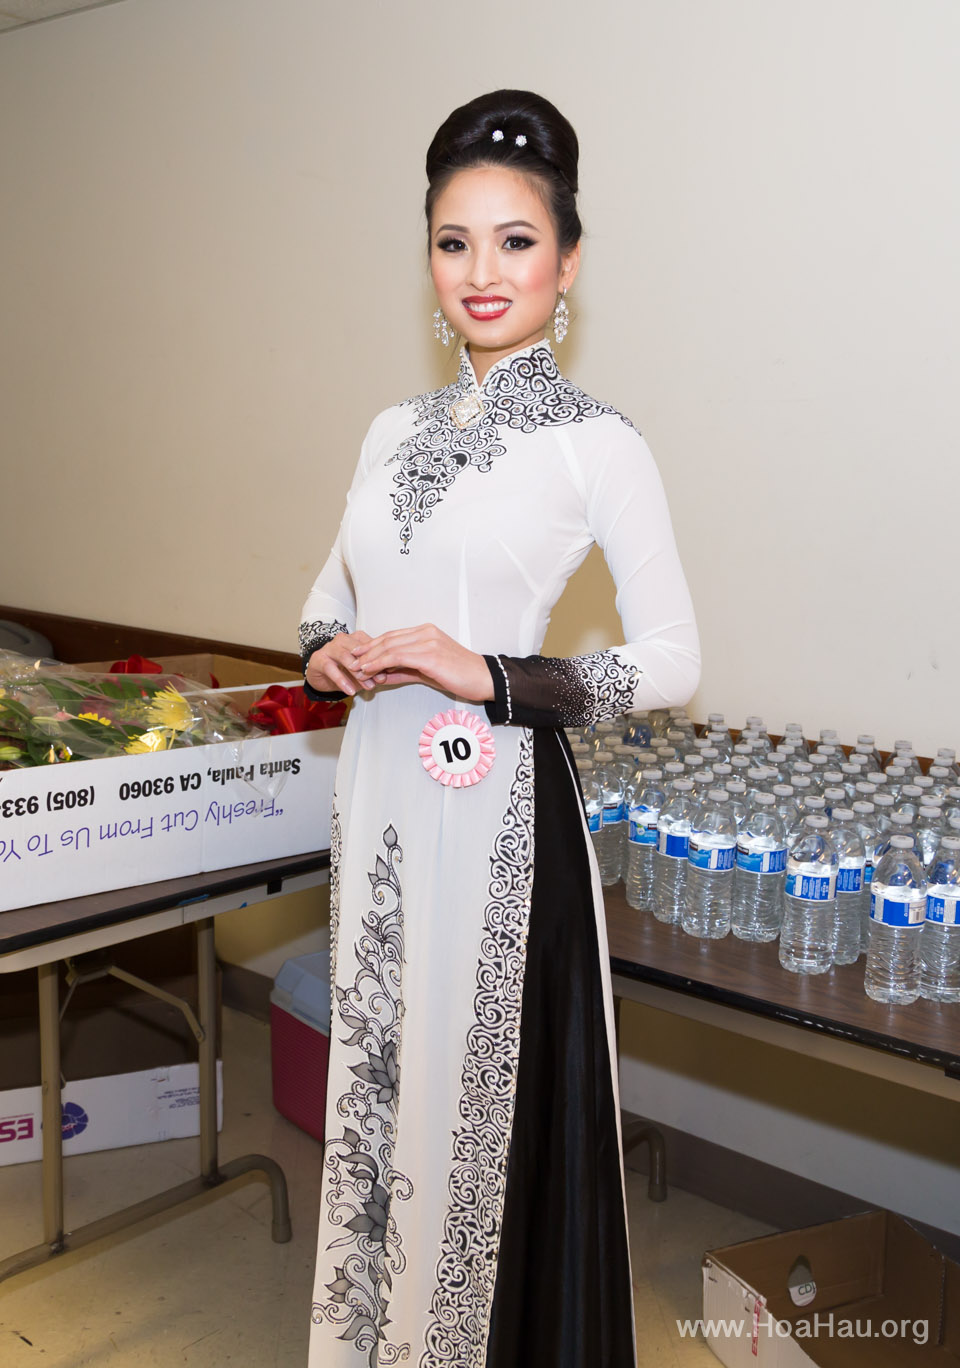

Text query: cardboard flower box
(0, 654), (343, 914)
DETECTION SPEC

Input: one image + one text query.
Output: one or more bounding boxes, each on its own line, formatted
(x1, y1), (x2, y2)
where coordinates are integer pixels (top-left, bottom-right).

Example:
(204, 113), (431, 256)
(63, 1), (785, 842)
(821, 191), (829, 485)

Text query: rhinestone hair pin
(491, 129), (528, 147)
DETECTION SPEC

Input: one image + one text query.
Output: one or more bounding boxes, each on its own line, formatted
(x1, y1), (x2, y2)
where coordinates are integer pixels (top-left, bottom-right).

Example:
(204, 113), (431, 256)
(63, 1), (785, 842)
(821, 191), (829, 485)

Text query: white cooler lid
(271, 951), (331, 1033)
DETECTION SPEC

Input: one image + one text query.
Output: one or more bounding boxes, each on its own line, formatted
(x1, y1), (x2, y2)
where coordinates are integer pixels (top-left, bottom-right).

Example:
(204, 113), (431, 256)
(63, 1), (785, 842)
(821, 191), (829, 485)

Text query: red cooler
(270, 951), (330, 1141)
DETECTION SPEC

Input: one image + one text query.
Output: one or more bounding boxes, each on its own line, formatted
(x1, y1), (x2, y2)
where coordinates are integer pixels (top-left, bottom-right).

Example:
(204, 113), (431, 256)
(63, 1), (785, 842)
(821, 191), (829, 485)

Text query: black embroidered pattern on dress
(538, 650), (641, 726)
(420, 732), (535, 1368)
(312, 823), (413, 1365)
(388, 344), (634, 554)
(299, 617), (349, 673)
(328, 799), (342, 993)
(484, 650), (641, 728)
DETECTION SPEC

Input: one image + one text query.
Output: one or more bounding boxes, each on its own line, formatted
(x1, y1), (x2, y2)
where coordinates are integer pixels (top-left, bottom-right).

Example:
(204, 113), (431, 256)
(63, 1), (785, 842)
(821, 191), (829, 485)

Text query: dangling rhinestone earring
(433, 307), (453, 346)
(553, 290), (570, 345)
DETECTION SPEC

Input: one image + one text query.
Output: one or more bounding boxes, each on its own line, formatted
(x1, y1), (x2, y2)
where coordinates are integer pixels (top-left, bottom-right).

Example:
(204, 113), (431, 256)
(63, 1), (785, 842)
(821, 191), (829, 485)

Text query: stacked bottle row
(567, 708), (960, 1005)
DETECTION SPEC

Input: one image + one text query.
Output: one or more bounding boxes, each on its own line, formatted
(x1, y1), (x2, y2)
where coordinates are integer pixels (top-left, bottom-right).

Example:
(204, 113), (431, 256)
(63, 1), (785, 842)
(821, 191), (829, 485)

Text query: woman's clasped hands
(305, 624), (494, 704)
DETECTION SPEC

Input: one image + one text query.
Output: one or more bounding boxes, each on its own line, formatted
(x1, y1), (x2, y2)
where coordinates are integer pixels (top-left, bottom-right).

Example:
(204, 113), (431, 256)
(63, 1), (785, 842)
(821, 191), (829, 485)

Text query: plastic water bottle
(865, 835), (926, 1003)
(783, 723), (809, 757)
(593, 750), (625, 885)
(771, 784), (801, 847)
(577, 757), (605, 866)
(921, 835), (960, 1002)
(732, 792), (786, 942)
(822, 785), (846, 818)
(851, 799), (877, 956)
(624, 768), (666, 911)
(723, 778), (749, 830)
(624, 710), (653, 748)
(780, 815), (838, 974)
(653, 778), (697, 923)
(682, 788), (736, 939)
(829, 807), (865, 965)
(914, 806), (944, 867)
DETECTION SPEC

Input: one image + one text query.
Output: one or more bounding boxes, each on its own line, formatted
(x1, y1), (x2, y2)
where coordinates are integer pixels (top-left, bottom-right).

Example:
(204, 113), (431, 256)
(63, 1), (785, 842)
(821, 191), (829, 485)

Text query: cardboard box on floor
(702, 1209), (960, 1367)
(0, 653), (343, 913)
(0, 927), (223, 1166)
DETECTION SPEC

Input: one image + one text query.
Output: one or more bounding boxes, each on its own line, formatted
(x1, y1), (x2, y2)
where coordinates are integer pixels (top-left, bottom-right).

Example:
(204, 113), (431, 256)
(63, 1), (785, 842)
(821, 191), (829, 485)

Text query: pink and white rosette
(418, 708), (496, 787)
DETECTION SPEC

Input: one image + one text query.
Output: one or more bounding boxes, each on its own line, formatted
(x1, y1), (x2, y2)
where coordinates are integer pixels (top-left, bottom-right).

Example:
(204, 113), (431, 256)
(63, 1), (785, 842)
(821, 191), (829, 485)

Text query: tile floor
(0, 1008), (773, 1366)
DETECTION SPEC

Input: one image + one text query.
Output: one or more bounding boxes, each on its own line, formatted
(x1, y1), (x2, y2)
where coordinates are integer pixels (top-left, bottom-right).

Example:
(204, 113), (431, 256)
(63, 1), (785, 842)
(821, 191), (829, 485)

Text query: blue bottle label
(688, 837), (736, 872)
(736, 844), (787, 875)
(837, 861), (864, 894)
(659, 831), (689, 860)
(587, 810), (601, 834)
(870, 892), (925, 926)
(785, 871), (835, 901)
(863, 862), (875, 885)
(628, 807), (659, 845)
(925, 893), (959, 925)
(603, 801), (624, 826)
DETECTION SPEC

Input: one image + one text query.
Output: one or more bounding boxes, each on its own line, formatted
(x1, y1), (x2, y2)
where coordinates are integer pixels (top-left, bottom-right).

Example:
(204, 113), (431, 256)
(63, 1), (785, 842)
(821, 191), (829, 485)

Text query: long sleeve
(298, 418), (378, 701)
(483, 423), (700, 728)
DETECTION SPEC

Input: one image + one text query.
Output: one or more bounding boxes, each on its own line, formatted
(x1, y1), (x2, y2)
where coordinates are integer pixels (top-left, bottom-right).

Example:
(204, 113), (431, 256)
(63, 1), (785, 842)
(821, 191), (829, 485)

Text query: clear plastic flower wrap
(0, 651), (267, 769)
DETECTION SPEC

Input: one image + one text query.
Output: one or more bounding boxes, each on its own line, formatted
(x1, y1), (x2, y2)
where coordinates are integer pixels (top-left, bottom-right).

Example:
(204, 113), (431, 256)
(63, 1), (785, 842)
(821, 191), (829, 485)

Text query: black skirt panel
(484, 727), (636, 1368)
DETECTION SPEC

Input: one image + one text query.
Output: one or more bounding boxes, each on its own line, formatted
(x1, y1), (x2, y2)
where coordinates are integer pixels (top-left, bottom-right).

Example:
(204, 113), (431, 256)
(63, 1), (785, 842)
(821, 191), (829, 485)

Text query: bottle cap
(805, 796), (827, 811)
(684, 754), (703, 766)
(772, 784), (795, 797)
(824, 787), (846, 801)
(700, 748), (721, 760)
(726, 780), (747, 794)
(948, 787), (960, 801)
(841, 763), (862, 775)
(889, 835), (914, 849)
(594, 749), (615, 762)
(937, 748), (956, 761)
(874, 793), (895, 808)
(809, 754), (828, 767)
(672, 779), (694, 791)
(832, 807), (854, 822)
(745, 715), (764, 727)
(777, 743), (797, 756)
(901, 784), (923, 797)
(929, 766), (951, 778)
(857, 734), (876, 746)
(824, 772), (844, 785)
(664, 762), (685, 775)
(747, 768), (767, 781)
(855, 782), (878, 795)
(941, 836), (960, 851)
(894, 739), (913, 751)
(919, 806), (942, 819)
(852, 801), (875, 815)
(713, 763), (733, 776)
(819, 729), (839, 741)
(885, 765), (907, 778)
(804, 814), (828, 828)
(890, 812), (912, 826)
(753, 792), (775, 806)
(706, 788), (729, 802)
(866, 772), (887, 786)
(794, 761), (813, 774)
(792, 775), (812, 790)
(641, 769), (663, 781)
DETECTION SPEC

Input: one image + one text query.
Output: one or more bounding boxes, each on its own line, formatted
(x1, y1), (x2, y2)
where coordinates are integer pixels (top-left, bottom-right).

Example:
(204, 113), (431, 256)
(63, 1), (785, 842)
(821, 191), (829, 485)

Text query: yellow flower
(145, 686), (194, 733)
(125, 729), (173, 755)
(78, 712), (112, 726)
(45, 745), (57, 764)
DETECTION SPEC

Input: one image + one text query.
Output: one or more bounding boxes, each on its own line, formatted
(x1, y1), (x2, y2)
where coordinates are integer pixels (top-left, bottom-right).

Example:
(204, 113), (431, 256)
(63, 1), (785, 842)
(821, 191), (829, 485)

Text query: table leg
(196, 918), (218, 1182)
(39, 960), (64, 1251)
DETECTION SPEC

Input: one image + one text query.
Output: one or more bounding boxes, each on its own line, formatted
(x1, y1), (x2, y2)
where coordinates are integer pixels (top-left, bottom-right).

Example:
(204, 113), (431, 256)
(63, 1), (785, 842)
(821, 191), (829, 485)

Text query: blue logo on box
(61, 1101), (89, 1140)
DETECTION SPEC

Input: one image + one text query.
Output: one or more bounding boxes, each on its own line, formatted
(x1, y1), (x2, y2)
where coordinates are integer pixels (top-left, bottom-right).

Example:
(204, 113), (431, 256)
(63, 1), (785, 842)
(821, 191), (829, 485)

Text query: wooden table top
(605, 882), (960, 1075)
(0, 851), (331, 958)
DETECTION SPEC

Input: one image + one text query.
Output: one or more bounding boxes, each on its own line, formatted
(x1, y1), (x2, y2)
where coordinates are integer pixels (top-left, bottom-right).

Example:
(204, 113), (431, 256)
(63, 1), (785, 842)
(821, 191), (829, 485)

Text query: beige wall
(2, 0), (958, 1223)
(2, 0), (959, 752)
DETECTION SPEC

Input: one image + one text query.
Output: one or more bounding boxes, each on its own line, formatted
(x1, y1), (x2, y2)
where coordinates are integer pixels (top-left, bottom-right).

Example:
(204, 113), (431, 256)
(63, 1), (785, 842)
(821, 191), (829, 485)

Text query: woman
(300, 89), (700, 1368)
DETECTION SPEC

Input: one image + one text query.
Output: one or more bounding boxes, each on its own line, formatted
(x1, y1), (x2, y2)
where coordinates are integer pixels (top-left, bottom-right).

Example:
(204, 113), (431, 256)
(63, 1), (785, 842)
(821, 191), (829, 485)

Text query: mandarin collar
(457, 337), (557, 395)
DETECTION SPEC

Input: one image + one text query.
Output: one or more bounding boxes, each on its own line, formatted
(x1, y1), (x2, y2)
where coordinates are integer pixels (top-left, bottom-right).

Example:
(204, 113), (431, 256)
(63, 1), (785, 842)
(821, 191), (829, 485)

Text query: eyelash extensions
(436, 235), (536, 252)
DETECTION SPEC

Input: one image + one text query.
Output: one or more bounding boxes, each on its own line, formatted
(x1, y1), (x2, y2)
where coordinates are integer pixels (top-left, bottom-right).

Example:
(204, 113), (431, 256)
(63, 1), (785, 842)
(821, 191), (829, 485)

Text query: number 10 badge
(419, 709), (495, 787)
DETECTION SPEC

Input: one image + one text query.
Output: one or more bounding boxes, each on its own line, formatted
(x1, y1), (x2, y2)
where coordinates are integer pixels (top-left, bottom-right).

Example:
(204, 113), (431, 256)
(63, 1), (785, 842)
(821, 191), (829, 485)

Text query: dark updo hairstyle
(425, 89), (582, 254)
